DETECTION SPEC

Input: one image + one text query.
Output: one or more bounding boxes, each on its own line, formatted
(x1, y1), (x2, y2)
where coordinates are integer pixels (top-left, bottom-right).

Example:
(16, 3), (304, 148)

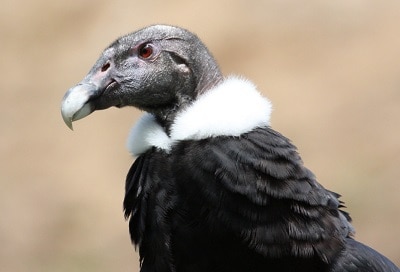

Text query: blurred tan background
(1, 0), (399, 271)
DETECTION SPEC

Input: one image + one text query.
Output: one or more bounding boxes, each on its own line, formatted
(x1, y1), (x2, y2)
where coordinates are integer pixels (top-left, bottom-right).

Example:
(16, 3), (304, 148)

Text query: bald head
(61, 25), (223, 129)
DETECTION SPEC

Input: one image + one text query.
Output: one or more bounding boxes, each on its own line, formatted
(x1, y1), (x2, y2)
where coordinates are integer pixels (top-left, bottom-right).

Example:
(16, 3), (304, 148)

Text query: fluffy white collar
(127, 76), (273, 156)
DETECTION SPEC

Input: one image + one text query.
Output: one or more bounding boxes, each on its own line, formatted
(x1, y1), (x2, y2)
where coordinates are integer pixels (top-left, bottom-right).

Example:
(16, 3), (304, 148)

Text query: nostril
(101, 62), (111, 72)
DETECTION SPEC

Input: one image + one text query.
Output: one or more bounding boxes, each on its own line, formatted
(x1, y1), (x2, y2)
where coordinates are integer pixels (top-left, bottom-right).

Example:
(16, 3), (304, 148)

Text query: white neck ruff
(127, 76), (273, 156)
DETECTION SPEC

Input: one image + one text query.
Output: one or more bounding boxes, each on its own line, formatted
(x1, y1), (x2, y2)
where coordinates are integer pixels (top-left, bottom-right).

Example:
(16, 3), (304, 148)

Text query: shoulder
(170, 126), (312, 201)
(169, 128), (352, 261)
(171, 126), (301, 172)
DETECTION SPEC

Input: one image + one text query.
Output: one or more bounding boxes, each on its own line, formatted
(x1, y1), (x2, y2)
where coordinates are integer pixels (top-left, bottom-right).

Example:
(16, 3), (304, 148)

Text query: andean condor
(61, 25), (399, 272)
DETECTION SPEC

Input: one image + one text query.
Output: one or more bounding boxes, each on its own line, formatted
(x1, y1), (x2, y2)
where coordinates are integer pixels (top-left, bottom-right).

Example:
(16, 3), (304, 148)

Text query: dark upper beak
(61, 60), (117, 130)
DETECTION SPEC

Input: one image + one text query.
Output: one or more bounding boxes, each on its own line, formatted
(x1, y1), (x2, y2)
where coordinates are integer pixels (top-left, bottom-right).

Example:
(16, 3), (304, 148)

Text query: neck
(151, 42), (224, 131)
(127, 76), (273, 156)
(155, 66), (224, 134)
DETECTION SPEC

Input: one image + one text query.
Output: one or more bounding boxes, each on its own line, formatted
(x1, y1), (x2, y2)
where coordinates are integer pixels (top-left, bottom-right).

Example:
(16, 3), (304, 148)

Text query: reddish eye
(139, 43), (153, 59)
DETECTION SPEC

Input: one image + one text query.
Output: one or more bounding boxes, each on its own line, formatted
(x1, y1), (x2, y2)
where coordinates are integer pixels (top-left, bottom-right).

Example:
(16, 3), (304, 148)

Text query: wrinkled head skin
(61, 25), (223, 130)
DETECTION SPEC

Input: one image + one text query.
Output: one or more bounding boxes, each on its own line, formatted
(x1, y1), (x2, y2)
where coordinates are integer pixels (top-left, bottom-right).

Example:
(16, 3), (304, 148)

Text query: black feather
(122, 127), (399, 271)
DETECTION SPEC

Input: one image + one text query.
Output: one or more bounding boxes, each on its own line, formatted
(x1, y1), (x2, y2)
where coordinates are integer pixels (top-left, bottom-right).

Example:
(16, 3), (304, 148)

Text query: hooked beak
(61, 57), (118, 130)
(61, 82), (100, 130)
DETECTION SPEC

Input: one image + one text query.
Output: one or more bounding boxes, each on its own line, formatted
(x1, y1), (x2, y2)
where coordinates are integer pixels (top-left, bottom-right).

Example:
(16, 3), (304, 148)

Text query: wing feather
(173, 126), (349, 261)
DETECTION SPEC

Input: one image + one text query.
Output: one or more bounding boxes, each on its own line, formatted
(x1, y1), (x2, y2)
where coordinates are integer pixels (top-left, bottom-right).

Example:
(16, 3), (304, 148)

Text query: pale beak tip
(61, 110), (74, 130)
(66, 120), (74, 131)
(61, 83), (97, 130)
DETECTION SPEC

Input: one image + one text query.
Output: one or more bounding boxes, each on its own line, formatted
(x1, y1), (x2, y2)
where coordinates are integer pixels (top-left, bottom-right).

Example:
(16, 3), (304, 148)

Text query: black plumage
(61, 25), (399, 272)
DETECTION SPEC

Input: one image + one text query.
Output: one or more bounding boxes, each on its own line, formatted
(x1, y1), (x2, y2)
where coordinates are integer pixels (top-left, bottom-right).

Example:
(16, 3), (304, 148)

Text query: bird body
(61, 25), (399, 272)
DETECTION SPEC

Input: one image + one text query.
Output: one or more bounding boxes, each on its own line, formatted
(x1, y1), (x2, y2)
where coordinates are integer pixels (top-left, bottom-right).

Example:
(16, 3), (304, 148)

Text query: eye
(138, 43), (154, 59)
